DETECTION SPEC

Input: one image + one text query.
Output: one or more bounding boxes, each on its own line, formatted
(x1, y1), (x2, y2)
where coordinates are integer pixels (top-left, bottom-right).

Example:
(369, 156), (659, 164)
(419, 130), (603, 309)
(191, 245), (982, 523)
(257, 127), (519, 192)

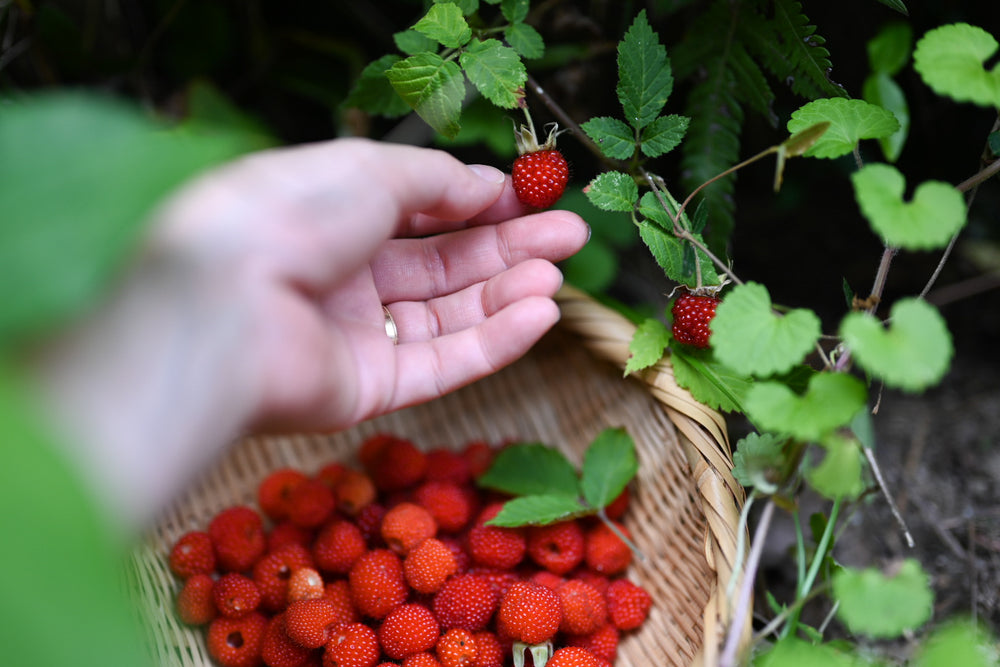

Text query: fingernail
(585, 223), (592, 243)
(467, 164), (506, 185)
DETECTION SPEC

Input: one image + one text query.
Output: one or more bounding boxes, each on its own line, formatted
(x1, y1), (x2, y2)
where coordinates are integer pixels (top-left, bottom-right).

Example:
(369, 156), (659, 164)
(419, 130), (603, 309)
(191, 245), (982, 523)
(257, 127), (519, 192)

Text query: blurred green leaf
(867, 22), (913, 75)
(394, 29), (439, 55)
(913, 23), (1000, 108)
(807, 433), (865, 500)
(487, 494), (589, 526)
(745, 373), (868, 441)
(913, 619), (999, 667)
(625, 318), (671, 374)
(732, 432), (786, 492)
(581, 428), (637, 510)
(671, 346), (752, 414)
(500, 0), (529, 23)
(755, 637), (866, 667)
(833, 559), (933, 638)
(477, 442), (580, 497)
(862, 72), (909, 162)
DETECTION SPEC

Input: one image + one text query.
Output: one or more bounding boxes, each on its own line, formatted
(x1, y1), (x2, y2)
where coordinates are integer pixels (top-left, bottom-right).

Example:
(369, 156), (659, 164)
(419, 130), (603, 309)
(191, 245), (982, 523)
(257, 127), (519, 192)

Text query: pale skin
(32, 138), (589, 530)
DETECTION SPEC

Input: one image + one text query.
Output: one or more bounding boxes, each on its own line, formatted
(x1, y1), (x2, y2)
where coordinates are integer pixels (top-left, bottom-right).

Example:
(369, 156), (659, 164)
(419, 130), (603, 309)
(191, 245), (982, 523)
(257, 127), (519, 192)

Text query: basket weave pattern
(129, 285), (747, 667)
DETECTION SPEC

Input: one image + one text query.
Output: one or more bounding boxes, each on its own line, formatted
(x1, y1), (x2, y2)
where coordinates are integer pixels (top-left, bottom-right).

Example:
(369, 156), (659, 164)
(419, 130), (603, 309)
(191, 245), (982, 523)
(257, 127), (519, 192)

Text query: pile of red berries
(167, 434), (653, 667)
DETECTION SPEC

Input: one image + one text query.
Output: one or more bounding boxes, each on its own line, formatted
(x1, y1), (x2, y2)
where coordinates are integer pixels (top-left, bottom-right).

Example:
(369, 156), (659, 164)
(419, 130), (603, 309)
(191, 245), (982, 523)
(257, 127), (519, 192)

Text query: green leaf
(875, 0), (909, 16)
(459, 39), (525, 108)
(833, 559), (933, 638)
(624, 318), (671, 374)
(755, 637), (866, 667)
(851, 163), (966, 250)
(787, 98), (900, 159)
(500, 0), (528, 24)
(477, 442), (580, 497)
(638, 222), (719, 287)
(0, 93), (247, 346)
(913, 620), (999, 667)
(867, 22), (912, 75)
(413, 2), (472, 48)
(732, 432), (787, 492)
(839, 298), (953, 392)
(581, 116), (636, 160)
(585, 171), (638, 212)
(617, 10), (674, 130)
(862, 72), (909, 163)
(710, 282), (821, 377)
(913, 23), (1000, 108)
(745, 373), (869, 441)
(639, 114), (689, 158)
(671, 346), (752, 414)
(394, 29), (438, 56)
(504, 22), (544, 59)
(560, 238), (618, 293)
(806, 433), (865, 500)
(581, 428), (638, 510)
(343, 55), (412, 117)
(439, 0), (479, 15)
(386, 53), (465, 139)
(487, 494), (589, 527)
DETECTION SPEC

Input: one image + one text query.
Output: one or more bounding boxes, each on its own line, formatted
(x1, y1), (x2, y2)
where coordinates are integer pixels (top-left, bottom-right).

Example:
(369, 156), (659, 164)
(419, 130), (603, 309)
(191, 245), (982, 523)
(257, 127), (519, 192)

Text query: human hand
(34, 138), (589, 526)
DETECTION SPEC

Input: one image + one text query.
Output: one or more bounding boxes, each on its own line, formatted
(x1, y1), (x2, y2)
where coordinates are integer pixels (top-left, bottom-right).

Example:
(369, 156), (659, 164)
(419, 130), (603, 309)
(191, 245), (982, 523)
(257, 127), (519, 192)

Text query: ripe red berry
(362, 435), (428, 492)
(258, 468), (310, 522)
(557, 579), (608, 636)
(322, 579), (359, 626)
(378, 603), (441, 660)
(564, 622), (620, 663)
(526, 520), (585, 575)
(253, 544), (315, 613)
(413, 480), (475, 534)
(261, 613), (313, 667)
(287, 479), (336, 529)
(348, 548), (408, 619)
(671, 291), (722, 349)
(424, 448), (473, 485)
(381, 501), (438, 555)
(284, 598), (342, 649)
(432, 574), (498, 632)
(324, 622), (380, 667)
(209, 506), (267, 573)
(213, 573), (262, 620)
(404, 537), (458, 594)
(169, 530), (216, 579)
(287, 567), (325, 604)
(313, 518), (366, 575)
(546, 646), (602, 667)
(605, 578), (653, 631)
(207, 611), (268, 667)
(466, 504), (526, 570)
(436, 627), (477, 667)
(496, 580), (562, 646)
(176, 573), (217, 626)
(470, 631), (503, 667)
(584, 521), (633, 575)
(267, 521), (315, 553)
(512, 149), (569, 210)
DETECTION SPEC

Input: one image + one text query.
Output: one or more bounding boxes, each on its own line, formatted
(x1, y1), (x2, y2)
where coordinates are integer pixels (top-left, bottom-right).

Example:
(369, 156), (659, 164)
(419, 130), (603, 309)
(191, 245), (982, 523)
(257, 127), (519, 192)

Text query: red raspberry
(530, 570), (566, 591)
(546, 646), (601, 667)
(207, 611), (268, 667)
(287, 567), (325, 604)
(354, 502), (386, 545)
(527, 520), (585, 575)
(261, 613), (313, 667)
(424, 448), (472, 485)
(176, 573), (216, 626)
(332, 469), (377, 517)
(378, 603), (441, 660)
(402, 654), (443, 667)
(557, 579), (608, 635)
(496, 580), (562, 646)
(267, 521), (315, 553)
(603, 488), (630, 521)
(435, 627), (476, 667)
(470, 631), (503, 667)
(253, 544), (314, 613)
(381, 501), (437, 555)
(324, 622), (380, 667)
(432, 574), (498, 631)
(285, 598), (342, 649)
(460, 441), (495, 479)
(348, 548), (408, 619)
(322, 579), (359, 626)
(362, 435), (428, 492)
(569, 568), (610, 595)
(605, 578), (652, 631)
(466, 504), (525, 570)
(258, 468), (310, 522)
(512, 148), (569, 210)
(670, 291), (721, 349)
(565, 622), (620, 663)
(466, 567), (519, 603)
(316, 461), (349, 488)
(413, 481), (475, 534)
(213, 572), (262, 619)
(404, 537), (458, 594)
(209, 506), (267, 573)
(288, 479), (336, 529)
(584, 521), (633, 575)
(169, 530), (216, 579)
(313, 519), (366, 575)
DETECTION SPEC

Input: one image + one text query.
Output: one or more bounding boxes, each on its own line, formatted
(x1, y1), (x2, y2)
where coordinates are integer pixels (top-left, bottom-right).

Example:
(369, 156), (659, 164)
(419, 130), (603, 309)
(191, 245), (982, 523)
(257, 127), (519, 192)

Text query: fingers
(372, 209), (589, 303)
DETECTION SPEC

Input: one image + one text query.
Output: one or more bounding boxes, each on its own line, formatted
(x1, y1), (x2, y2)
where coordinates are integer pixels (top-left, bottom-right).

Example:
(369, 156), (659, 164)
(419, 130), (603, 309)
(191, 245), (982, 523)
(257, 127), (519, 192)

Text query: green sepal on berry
(511, 105), (570, 210)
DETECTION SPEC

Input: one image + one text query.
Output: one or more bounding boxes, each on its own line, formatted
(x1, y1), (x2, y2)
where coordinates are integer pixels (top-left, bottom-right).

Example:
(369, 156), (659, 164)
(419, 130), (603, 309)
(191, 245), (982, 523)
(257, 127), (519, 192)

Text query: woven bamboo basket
(127, 284), (749, 667)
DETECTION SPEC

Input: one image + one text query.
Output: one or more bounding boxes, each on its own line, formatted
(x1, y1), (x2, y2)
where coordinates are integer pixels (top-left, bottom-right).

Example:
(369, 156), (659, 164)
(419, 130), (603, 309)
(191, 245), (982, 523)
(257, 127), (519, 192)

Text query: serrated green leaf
(840, 298), (953, 392)
(585, 171), (638, 212)
(671, 346), (751, 414)
(504, 22), (544, 59)
(581, 428), (637, 510)
(745, 373), (868, 442)
(487, 494), (589, 527)
(638, 222), (719, 286)
(413, 2), (472, 48)
(913, 620), (999, 667)
(343, 55), (411, 117)
(394, 29), (438, 56)
(459, 39), (525, 108)
(624, 318), (670, 374)
(755, 637), (863, 667)
(640, 114), (689, 157)
(477, 442), (580, 497)
(867, 22), (912, 75)
(711, 282), (821, 377)
(862, 72), (909, 163)
(438, 0), (479, 15)
(852, 163), (965, 250)
(617, 10), (674, 130)
(787, 98), (900, 159)
(833, 559), (933, 638)
(581, 116), (636, 160)
(500, 0), (528, 23)
(732, 432), (786, 492)
(913, 23), (1000, 108)
(875, 0), (908, 16)
(807, 433), (865, 500)
(386, 53), (465, 138)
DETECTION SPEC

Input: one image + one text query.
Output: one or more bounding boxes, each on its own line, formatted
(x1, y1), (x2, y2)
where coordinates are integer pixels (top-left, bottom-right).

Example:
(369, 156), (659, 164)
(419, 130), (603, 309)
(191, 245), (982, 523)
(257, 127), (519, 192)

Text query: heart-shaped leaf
(745, 373), (868, 441)
(833, 559), (933, 638)
(839, 298), (953, 392)
(913, 23), (1000, 109)
(852, 163), (966, 250)
(787, 98), (900, 159)
(807, 433), (865, 500)
(711, 282), (821, 377)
